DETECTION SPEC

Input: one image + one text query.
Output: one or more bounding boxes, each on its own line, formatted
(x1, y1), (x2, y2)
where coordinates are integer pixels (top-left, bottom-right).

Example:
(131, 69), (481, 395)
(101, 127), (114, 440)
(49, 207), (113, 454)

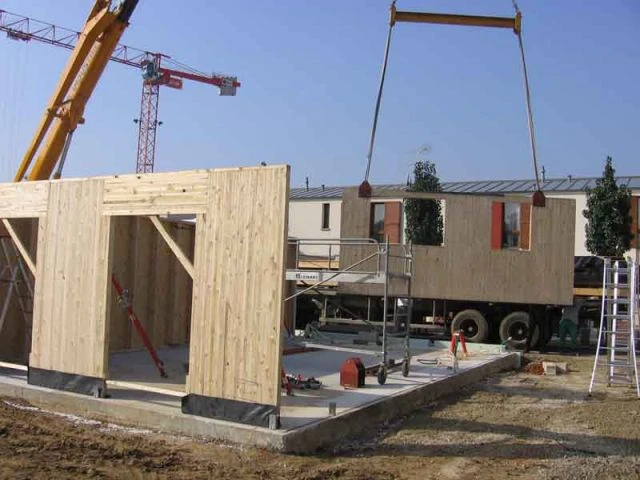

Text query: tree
(405, 159), (443, 245)
(583, 156), (632, 257)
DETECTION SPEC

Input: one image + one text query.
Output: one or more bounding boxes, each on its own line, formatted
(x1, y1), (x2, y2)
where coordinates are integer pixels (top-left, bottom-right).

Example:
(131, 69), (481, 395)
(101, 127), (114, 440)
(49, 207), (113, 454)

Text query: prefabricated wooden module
(333, 186), (576, 348)
(0, 165), (290, 427)
(340, 187), (575, 305)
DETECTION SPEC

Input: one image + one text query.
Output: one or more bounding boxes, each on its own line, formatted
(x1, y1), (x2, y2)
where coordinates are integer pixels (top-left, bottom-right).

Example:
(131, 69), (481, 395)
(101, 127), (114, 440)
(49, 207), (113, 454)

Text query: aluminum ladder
(588, 257), (639, 397)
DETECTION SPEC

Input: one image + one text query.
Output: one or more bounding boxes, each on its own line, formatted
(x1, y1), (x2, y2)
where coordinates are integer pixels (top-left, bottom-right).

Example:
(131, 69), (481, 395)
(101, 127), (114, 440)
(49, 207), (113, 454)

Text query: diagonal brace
(148, 216), (194, 279)
(1, 219), (36, 276)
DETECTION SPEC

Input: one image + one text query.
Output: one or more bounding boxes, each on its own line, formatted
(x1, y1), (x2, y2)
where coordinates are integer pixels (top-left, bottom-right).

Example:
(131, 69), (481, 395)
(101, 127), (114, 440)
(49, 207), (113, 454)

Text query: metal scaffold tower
(285, 238), (413, 385)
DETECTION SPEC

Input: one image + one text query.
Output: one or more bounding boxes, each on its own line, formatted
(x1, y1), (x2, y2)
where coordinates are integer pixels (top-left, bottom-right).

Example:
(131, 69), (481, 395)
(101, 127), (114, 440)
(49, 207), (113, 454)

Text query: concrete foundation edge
(0, 353), (518, 454)
(0, 379), (286, 450)
(280, 353), (520, 453)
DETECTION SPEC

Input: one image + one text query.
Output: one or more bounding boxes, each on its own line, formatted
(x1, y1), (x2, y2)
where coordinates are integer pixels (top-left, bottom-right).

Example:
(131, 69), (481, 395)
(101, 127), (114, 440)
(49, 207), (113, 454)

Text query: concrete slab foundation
(0, 340), (519, 453)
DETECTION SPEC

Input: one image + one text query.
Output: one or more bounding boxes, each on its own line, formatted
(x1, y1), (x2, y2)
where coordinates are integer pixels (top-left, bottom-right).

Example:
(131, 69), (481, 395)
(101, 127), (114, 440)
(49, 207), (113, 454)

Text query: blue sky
(0, 1), (638, 187)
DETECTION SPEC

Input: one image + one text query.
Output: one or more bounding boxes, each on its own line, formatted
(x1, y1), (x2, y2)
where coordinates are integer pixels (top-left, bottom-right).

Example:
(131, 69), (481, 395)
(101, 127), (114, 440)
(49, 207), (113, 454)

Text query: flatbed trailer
(294, 255), (606, 350)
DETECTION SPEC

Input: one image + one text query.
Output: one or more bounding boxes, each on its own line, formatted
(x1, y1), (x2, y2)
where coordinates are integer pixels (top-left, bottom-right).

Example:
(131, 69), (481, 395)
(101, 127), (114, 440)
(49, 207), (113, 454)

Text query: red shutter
(631, 196), (638, 249)
(491, 202), (504, 250)
(383, 202), (402, 243)
(520, 203), (531, 250)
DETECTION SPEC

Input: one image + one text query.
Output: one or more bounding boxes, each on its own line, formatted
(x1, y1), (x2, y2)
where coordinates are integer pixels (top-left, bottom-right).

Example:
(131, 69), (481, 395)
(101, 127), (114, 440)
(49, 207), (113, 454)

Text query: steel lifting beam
(390, 5), (521, 35)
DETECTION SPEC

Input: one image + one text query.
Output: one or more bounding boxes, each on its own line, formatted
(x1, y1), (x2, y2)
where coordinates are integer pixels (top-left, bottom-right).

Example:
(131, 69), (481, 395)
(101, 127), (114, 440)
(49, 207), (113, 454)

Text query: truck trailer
(290, 186), (581, 350)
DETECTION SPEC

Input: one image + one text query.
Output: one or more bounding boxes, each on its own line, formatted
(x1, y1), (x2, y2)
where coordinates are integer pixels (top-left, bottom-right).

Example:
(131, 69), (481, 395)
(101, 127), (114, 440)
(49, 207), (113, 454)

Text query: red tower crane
(0, 8), (240, 174)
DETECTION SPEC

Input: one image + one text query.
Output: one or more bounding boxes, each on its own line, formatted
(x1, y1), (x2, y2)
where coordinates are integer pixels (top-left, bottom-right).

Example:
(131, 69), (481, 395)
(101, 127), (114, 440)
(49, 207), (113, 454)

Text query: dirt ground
(1, 353), (639, 480)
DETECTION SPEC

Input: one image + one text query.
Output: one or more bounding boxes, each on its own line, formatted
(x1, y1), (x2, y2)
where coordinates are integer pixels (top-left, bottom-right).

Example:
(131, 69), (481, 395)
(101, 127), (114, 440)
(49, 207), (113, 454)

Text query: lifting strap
(512, 0), (541, 192)
(360, 0), (543, 198)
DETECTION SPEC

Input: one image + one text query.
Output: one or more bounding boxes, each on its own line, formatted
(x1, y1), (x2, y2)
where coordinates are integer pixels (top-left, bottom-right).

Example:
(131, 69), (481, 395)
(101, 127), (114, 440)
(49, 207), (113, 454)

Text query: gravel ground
(0, 353), (638, 479)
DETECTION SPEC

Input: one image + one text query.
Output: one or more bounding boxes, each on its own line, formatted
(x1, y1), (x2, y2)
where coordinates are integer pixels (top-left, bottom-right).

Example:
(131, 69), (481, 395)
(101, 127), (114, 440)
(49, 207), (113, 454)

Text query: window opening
(321, 203), (330, 230)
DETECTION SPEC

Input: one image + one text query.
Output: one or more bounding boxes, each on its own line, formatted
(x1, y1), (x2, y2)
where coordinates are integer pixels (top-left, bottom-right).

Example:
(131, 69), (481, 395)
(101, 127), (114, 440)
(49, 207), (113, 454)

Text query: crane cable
(361, 0), (543, 196)
(512, 0), (542, 192)
(360, 1), (396, 195)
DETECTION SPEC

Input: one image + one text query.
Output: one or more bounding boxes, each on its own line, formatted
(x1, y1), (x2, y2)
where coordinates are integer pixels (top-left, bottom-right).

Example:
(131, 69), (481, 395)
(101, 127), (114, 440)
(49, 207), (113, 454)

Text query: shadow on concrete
(106, 388), (183, 408)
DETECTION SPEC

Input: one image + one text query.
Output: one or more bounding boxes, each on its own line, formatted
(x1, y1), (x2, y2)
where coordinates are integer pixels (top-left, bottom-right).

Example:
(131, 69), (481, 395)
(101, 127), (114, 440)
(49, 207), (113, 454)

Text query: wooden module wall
(339, 188), (575, 306)
(186, 167), (290, 407)
(30, 179), (111, 378)
(0, 166), (290, 409)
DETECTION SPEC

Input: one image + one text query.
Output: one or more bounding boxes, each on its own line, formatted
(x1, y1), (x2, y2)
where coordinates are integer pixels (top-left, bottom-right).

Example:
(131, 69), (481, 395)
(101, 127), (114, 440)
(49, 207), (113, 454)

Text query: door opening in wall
(106, 214), (195, 397)
(0, 217), (38, 367)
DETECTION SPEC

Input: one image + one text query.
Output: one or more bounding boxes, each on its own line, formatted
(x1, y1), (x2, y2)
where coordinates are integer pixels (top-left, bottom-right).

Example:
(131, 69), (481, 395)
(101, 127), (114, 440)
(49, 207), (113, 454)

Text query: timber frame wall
(0, 166), (290, 427)
(0, 217), (194, 362)
(340, 187), (575, 306)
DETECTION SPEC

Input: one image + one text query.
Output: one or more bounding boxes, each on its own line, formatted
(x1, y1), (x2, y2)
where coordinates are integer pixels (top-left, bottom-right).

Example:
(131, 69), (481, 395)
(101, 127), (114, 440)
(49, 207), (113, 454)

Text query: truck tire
(451, 309), (489, 343)
(499, 311), (539, 349)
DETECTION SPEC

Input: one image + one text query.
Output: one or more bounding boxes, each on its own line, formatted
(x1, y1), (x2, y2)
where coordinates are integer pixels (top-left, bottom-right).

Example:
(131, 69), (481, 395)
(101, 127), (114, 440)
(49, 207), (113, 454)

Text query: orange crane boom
(8, 0), (139, 181)
(1, 5), (240, 177)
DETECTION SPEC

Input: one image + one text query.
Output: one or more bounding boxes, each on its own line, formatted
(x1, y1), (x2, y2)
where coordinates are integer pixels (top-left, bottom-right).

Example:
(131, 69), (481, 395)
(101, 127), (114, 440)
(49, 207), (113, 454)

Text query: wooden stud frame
(0, 166), (290, 417)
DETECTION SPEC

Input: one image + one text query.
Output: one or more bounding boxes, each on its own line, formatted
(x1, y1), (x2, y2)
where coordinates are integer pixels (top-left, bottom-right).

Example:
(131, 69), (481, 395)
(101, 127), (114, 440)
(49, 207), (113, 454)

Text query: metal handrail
(285, 250), (382, 302)
(288, 237), (379, 245)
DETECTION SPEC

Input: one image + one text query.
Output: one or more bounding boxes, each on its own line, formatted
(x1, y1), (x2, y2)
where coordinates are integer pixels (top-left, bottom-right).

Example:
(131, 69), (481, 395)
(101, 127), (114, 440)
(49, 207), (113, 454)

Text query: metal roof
(290, 176), (640, 200)
(443, 176), (640, 194)
(290, 184), (405, 200)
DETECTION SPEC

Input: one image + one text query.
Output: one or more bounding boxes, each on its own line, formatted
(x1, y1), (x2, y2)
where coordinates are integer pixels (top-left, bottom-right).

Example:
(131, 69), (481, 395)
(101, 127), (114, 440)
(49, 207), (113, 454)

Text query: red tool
(450, 331), (468, 358)
(111, 274), (168, 378)
(281, 368), (292, 396)
(340, 357), (365, 389)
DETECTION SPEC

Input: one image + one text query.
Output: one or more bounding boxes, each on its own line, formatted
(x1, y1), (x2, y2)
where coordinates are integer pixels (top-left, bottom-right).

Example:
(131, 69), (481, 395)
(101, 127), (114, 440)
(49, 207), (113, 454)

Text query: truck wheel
(499, 311), (539, 349)
(451, 309), (489, 343)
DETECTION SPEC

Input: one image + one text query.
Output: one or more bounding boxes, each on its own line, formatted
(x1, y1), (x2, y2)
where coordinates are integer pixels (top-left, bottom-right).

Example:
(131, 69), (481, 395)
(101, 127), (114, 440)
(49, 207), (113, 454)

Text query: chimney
(305, 176), (309, 191)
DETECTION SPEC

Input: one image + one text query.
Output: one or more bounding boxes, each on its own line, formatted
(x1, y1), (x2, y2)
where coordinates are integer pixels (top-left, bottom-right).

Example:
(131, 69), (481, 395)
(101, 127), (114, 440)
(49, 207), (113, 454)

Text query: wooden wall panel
(0, 182), (49, 218)
(102, 171), (210, 216)
(187, 166), (289, 407)
(1, 166), (289, 409)
(340, 188), (575, 306)
(30, 179), (111, 378)
(169, 223), (194, 345)
(108, 216), (135, 351)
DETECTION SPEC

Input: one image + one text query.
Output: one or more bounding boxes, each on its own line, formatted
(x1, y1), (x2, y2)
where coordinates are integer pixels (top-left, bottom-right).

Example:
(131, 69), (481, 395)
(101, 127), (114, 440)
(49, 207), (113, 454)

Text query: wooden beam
(148, 216), (194, 279)
(106, 379), (184, 397)
(1, 219), (36, 276)
(0, 182), (49, 218)
(0, 361), (28, 372)
(101, 171), (210, 216)
(573, 287), (603, 297)
(391, 6), (520, 34)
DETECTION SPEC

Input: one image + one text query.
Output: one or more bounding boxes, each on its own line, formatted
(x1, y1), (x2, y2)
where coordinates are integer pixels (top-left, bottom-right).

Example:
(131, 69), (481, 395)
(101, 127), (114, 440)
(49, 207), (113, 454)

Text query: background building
(289, 176), (640, 260)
